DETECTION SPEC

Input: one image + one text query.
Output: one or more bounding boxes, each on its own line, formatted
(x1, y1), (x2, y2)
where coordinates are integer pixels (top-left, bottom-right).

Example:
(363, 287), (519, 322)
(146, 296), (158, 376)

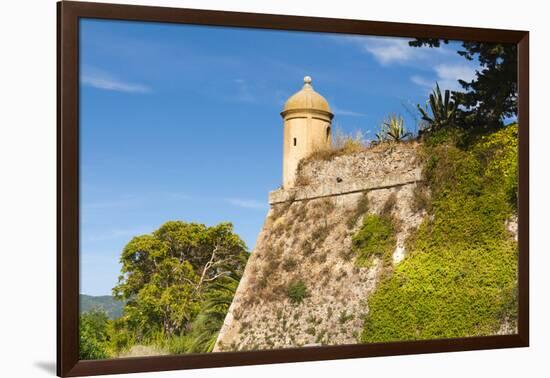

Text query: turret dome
(282, 76), (333, 118)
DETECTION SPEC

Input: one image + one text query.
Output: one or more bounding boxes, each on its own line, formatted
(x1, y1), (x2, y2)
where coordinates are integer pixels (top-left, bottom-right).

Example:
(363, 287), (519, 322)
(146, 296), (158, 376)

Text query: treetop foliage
(112, 221), (248, 341)
(409, 38), (517, 130)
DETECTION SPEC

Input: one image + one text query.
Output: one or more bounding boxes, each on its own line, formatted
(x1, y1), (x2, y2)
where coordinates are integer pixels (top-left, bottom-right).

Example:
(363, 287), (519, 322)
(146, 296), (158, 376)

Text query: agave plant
(417, 82), (457, 132)
(376, 114), (411, 142)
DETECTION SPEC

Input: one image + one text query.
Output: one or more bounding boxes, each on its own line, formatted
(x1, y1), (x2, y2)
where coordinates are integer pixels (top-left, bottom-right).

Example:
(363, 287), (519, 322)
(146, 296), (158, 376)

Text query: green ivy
(361, 124), (518, 343)
(352, 214), (396, 267)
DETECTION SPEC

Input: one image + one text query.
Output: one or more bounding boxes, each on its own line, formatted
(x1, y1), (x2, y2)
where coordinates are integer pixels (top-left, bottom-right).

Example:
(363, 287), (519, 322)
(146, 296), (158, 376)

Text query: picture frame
(57, 1), (529, 376)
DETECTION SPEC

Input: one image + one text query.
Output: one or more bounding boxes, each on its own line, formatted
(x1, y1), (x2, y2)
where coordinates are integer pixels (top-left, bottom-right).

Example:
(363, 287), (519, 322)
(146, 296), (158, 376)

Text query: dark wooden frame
(57, 1), (529, 376)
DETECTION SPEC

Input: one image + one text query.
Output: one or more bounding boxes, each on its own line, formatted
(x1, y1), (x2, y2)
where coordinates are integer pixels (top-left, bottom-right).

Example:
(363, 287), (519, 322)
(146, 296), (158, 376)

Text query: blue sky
(79, 18), (481, 296)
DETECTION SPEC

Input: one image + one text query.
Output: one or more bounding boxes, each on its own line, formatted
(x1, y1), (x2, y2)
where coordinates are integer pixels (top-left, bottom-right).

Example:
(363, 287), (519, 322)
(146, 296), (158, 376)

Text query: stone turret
(281, 76), (333, 189)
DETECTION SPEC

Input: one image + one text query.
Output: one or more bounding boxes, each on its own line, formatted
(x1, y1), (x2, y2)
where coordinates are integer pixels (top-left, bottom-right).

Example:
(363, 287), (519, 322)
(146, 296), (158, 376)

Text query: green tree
(113, 221), (248, 341)
(409, 39), (517, 129)
(79, 310), (110, 360)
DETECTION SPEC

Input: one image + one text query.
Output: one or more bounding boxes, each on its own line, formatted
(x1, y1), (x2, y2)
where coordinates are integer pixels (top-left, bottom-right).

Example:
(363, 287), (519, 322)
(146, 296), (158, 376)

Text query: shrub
(239, 321), (251, 333)
(294, 174), (312, 187)
(282, 257), (298, 272)
(315, 329), (327, 343)
(411, 183), (430, 213)
(267, 258), (281, 271)
(166, 334), (190, 354)
(108, 318), (135, 355)
(422, 126), (465, 147)
(79, 310), (111, 360)
(318, 198), (335, 214)
(305, 327), (316, 336)
(334, 129), (367, 153)
(301, 239), (315, 256)
(307, 315), (321, 325)
(304, 128), (367, 162)
(352, 214), (396, 267)
(316, 252), (327, 264)
(311, 224), (330, 245)
(338, 310), (354, 324)
(336, 268), (348, 281)
(292, 201), (309, 224)
(233, 307), (243, 320)
(287, 280), (309, 304)
(257, 275), (268, 289)
(347, 193), (369, 229)
(381, 192), (397, 217)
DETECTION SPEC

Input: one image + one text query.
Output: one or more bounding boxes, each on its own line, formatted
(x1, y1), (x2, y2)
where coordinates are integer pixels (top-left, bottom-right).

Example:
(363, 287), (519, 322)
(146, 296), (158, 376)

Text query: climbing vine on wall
(361, 125), (518, 343)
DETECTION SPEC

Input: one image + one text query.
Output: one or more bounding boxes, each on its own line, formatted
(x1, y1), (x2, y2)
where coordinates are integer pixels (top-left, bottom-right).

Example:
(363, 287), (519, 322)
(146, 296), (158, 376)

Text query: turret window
(293, 138), (297, 146)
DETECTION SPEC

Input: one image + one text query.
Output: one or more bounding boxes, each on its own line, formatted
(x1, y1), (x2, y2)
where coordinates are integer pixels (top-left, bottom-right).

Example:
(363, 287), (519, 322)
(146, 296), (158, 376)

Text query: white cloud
(410, 75), (434, 88)
(339, 36), (435, 65)
(226, 198), (267, 210)
(410, 64), (477, 91)
(331, 104), (366, 117)
(81, 66), (151, 93)
(361, 37), (420, 65)
(334, 35), (456, 68)
(435, 64), (477, 88)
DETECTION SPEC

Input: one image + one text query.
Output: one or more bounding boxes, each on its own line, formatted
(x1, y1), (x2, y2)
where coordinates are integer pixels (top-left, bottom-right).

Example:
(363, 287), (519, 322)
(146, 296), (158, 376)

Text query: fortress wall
(214, 142), (425, 352)
(300, 142), (419, 183)
(271, 142), (422, 204)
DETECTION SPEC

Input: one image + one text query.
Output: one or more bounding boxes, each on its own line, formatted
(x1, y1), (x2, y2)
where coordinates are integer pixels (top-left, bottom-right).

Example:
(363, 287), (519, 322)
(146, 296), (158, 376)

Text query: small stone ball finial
(303, 76), (312, 85)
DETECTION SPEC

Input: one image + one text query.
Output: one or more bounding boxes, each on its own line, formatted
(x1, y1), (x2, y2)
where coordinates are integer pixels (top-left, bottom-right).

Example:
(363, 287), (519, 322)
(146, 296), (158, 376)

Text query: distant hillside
(79, 294), (124, 319)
